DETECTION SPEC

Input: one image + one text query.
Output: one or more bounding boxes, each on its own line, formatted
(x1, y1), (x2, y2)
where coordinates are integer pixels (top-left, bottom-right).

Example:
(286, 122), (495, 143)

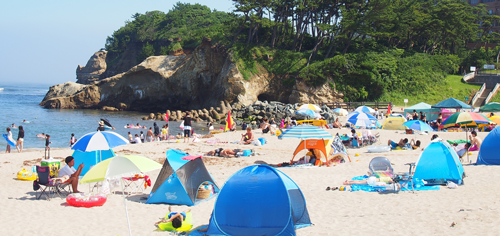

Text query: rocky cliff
(76, 51), (107, 84)
(41, 39), (343, 111)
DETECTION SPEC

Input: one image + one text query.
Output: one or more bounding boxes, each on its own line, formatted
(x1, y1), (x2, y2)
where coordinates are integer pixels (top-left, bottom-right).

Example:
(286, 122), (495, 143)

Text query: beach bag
(33, 180), (40, 191)
(252, 140), (261, 146)
(179, 121), (185, 130)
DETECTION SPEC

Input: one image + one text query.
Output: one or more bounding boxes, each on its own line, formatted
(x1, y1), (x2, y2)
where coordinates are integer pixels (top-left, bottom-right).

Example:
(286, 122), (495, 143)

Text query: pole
(121, 179), (133, 236)
(466, 124), (469, 163)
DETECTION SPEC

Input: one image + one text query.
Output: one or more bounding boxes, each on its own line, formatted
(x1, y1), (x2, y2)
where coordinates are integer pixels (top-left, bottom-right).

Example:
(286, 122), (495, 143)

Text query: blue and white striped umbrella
(72, 131), (129, 152)
(279, 125), (333, 139)
(355, 106), (376, 114)
(347, 111), (377, 127)
(403, 120), (433, 132)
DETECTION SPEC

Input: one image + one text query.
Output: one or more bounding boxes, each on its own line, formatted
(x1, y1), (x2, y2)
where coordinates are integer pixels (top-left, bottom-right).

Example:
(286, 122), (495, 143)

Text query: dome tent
(476, 127), (500, 165)
(192, 165), (311, 236)
(413, 139), (464, 184)
(146, 149), (219, 206)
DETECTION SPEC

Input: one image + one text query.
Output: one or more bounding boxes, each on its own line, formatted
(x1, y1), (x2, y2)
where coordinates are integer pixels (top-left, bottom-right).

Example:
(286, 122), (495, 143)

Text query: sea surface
(0, 83), (214, 150)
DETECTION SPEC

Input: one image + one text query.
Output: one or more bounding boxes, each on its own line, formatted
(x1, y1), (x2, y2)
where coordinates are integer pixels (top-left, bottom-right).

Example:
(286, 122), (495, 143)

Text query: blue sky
(0, 1), (234, 85)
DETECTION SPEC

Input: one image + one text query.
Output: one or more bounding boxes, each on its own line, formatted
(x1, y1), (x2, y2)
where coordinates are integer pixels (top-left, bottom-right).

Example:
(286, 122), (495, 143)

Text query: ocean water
(0, 83), (213, 150)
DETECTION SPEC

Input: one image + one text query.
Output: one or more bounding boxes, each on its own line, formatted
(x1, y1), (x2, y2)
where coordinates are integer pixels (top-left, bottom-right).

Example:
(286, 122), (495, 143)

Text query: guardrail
(463, 72), (476, 82)
(320, 102), (392, 111)
(471, 83), (486, 106)
(485, 83), (500, 105)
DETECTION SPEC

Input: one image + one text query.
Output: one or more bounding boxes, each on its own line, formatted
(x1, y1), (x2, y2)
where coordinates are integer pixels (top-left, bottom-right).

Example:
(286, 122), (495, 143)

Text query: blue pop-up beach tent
(72, 149), (116, 176)
(476, 127), (500, 165)
(193, 165), (311, 236)
(413, 140), (464, 184)
(146, 149), (219, 206)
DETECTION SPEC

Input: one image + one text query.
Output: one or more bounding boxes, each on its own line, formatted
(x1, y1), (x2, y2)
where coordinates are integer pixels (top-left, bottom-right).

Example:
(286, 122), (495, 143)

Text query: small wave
(0, 88), (4, 91)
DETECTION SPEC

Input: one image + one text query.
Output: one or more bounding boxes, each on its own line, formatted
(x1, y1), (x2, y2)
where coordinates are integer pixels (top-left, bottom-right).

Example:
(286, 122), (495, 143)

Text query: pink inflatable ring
(66, 193), (107, 208)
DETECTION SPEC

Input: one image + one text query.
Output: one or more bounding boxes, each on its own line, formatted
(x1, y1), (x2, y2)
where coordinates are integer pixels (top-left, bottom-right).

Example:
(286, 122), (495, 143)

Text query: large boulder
(76, 51), (107, 84)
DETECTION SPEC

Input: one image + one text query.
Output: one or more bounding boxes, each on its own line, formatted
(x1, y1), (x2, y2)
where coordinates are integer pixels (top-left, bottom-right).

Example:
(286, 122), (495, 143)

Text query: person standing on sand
(5, 127), (12, 153)
(69, 133), (77, 147)
(147, 128), (154, 142)
(16, 125), (24, 153)
(183, 111), (192, 143)
(153, 122), (160, 141)
(45, 134), (51, 159)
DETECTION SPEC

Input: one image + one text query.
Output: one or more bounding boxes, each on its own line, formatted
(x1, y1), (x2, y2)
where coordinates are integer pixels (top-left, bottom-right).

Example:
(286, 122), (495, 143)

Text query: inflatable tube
(158, 212), (193, 231)
(2, 134), (15, 146)
(104, 125), (112, 130)
(17, 168), (37, 181)
(66, 193), (107, 208)
(367, 145), (391, 153)
(210, 130), (223, 134)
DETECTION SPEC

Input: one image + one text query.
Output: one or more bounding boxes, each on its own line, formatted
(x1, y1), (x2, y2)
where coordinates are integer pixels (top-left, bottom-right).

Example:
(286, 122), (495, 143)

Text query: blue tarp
(431, 97), (472, 109)
(193, 165), (311, 236)
(477, 127), (500, 165)
(413, 140), (464, 184)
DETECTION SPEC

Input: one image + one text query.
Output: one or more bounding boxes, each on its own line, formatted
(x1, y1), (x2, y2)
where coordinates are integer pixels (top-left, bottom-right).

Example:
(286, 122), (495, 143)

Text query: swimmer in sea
(12, 123), (17, 128)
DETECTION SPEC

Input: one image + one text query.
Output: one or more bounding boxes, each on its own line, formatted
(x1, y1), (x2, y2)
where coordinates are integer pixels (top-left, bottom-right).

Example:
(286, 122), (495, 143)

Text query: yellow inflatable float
(17, 168), (37, 181)
(158, 212), (193, 232)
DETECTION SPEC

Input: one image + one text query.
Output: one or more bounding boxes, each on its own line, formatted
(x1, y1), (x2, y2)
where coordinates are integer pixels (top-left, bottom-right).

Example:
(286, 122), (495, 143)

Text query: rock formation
(41, 38), (343, 112)
(76, 51), (107, 84)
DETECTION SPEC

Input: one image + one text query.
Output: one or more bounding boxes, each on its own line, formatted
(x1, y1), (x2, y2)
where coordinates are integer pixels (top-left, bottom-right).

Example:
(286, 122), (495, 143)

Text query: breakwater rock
(143, 101), (338, 127)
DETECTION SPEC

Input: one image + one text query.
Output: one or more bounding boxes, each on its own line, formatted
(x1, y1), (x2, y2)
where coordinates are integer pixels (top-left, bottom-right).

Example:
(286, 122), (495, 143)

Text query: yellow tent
(382, 116), (407, 130)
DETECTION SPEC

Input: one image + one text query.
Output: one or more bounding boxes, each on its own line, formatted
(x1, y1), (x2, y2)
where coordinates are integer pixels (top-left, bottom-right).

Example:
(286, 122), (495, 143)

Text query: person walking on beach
(183, 111), (192, 143)
(140, 131), (145, 143)
(5, 127), (13, 153)
(45, 134), (51, 159)
(16, 125), (24, 153)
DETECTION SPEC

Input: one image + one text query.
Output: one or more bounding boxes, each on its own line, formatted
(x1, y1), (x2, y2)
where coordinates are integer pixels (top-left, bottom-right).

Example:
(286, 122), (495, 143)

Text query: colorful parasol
(441, 112), (494, 129)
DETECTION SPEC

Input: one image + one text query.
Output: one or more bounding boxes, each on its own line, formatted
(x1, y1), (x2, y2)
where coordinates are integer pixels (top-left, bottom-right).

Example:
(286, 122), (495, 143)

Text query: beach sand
(1, 122), (499, 236)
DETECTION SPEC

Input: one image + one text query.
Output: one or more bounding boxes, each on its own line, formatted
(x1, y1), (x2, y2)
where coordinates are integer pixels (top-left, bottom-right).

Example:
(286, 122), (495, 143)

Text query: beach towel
(348, 175), (440, 192)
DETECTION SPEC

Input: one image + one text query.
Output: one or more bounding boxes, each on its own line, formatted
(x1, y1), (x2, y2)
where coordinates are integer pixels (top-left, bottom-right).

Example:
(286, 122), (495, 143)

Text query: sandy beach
(1, 120), (499, 236)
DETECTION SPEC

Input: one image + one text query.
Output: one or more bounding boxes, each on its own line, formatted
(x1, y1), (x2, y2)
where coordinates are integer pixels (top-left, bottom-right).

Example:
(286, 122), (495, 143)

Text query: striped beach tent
(278, 125), (333, 140)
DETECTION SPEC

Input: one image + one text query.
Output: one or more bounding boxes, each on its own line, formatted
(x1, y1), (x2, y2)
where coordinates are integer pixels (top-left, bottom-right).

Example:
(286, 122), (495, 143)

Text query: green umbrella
(80, 155), (162, 236)
(480, 102), (500, 112)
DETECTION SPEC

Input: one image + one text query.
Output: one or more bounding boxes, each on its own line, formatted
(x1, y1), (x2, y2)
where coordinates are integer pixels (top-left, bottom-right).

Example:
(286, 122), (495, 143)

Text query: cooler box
(41, 159), (61, 178)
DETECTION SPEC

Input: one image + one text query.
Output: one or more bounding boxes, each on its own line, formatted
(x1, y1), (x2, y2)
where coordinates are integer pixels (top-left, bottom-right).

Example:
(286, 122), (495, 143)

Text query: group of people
(129, 122), (171, 144)
(5, 126), (24, 153)
(387, 138), (421, 150)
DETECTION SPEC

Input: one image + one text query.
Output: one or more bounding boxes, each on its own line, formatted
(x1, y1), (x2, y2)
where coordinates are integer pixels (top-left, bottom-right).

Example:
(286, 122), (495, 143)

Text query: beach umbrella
(347, 111), (377, 127)
(488, 115), (500, 125)
(72, 131), (129, 152)
(402, 120), (433, 132)
(480, 102), (500, 112)
(355, 106), (376, 114)
(441, 112), (494, 162)
(441, 112), (494, 129)
(295, 109), (321, 119)
(431, 97), (472, 109)
(279, 125), (333, 140)
(297, 104), (321, 112)
(333, 108), (348, 116)
(80, 155), (162, 236)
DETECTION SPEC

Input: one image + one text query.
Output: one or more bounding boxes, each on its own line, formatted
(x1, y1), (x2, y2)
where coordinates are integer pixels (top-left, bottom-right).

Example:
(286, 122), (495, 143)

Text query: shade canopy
(480, 102), (500, 112)
(80, 155), (162, 183)
(432, 98), (472, 109)
(72, 131), (128, 152)
(355, 106), (376, 114)
(279, 125), (333, 139)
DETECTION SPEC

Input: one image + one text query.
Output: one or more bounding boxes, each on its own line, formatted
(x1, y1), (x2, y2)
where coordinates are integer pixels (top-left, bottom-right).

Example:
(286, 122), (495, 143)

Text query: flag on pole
(387, 103), (392, 115)
(164, 111), (169, 122)
(225, 110), (234, 132)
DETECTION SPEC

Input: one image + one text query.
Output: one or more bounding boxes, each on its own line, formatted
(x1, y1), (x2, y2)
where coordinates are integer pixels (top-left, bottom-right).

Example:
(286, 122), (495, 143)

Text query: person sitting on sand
(388, 138), (408, 149)
(456, 143), (472, 157)
(155, 206), (191, 228)
(130, 134), (142, 144)
(58, 156), (84, 193)
(468, 131), (482, 151)
(175, 133), (183, 139)
(332, 118), (342, 129)
(241, 127), (254, 144)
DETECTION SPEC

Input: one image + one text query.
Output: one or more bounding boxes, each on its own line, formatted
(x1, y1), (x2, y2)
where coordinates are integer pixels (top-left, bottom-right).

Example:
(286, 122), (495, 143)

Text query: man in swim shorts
(387, 138), (408, 149)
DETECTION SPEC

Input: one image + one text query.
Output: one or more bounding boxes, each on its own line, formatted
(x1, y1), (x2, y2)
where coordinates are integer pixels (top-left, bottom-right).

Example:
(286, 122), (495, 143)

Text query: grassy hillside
(379, 75), (481, 106)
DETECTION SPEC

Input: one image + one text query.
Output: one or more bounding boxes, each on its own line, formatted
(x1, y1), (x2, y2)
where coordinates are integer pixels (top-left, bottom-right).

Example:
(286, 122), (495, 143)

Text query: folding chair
(369, 157), (394, 174)
(36, 166), (63, 200)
